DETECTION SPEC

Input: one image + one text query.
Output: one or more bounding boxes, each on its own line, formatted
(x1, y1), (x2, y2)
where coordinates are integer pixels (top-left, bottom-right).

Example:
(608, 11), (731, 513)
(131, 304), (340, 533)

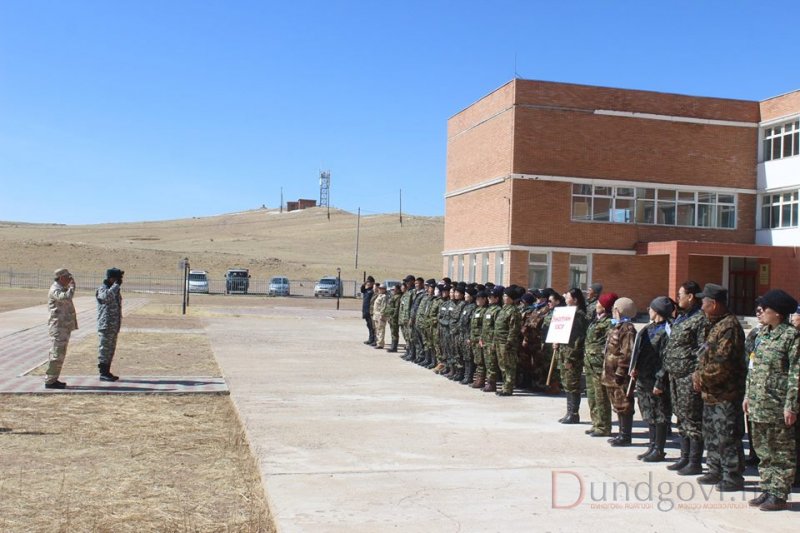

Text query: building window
(568, 254), (589, 291)
(495, 251), (504, 284)
(469, 254), (476, 282)
(457, 255), (464, 281)
(763, 119), (800, 162)
(481, 253), (489, 283)
(572, 183), (736, 229)
(447, 256), (454, 279)
(528, 252), (549, 289)
(761, 190), (799, 229)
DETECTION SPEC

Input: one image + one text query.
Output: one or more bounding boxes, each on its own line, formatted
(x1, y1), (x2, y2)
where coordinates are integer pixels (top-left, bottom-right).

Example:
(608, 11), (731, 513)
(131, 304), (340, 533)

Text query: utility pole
(355, 207), (361, 269)
(280, 187), (283, 213)
(399, 188), (403, 227)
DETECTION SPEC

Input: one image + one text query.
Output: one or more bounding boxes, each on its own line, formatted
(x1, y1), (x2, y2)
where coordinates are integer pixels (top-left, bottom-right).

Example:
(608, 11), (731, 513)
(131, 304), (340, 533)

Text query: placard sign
(545, 306), (577, 344)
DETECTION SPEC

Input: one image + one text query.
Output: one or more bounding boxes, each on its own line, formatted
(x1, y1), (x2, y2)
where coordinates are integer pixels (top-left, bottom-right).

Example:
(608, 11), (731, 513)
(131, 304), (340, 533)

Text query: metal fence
(0, 269), (359, 298)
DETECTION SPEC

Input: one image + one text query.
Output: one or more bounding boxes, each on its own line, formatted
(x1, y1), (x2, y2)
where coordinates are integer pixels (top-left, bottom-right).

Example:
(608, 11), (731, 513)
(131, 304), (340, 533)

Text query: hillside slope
(0, 207), (444, 282)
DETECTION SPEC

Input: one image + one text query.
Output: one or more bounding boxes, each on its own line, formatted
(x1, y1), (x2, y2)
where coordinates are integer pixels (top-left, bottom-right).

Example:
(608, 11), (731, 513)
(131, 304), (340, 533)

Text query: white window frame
(481, 253), (489, 283)
(495, 251), (504, 284)
(469, 253), (476, 283)
(528, 251), (550, 289)
(457, 255), (464, 281)
(568, 253), (591, 291)
(763, 118), (800, 162)
(447, 256), (454, 279)
(760, 189), (799, 229)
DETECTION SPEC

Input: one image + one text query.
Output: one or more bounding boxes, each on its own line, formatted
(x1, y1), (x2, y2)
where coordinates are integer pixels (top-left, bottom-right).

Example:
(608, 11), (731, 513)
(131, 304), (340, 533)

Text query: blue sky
(1, 1), (799, 224)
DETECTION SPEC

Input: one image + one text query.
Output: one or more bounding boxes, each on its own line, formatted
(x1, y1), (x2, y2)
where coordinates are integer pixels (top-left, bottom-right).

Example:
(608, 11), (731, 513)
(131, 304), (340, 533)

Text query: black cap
(438, 283), (451, 292)
(476, 284), (485, 292)
(404, 274), (415, 283)
(425, 278), (437, 287)
(366, 275), (375, 283)
(521, 293), (535, 304)
(590, 283), (603, 294)
(696, 283), (727, 304)
(106, 268), (124, 279)
(757, 289), (798, 318)
(531, 289), (543, 299)
(475, 290), (488, 300)
(503, 286), (516, 298)
(490, 286), (504, 298)
(466, 287), (477, 297)
(454, 283), (466, 293)
(649, 296), (675, 319)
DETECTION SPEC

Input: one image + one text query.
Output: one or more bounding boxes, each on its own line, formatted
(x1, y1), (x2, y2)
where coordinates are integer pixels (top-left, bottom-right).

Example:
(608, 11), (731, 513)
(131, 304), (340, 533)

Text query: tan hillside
(0, 207), (444, 282)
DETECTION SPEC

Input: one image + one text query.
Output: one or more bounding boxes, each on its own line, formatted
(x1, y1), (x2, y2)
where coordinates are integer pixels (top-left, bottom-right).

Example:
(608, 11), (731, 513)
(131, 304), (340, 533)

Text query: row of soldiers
(360, 275), (800, 512)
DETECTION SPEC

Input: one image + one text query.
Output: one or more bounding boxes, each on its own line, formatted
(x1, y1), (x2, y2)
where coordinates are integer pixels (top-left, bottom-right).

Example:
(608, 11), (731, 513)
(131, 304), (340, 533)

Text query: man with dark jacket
(360, 276), (375, 345)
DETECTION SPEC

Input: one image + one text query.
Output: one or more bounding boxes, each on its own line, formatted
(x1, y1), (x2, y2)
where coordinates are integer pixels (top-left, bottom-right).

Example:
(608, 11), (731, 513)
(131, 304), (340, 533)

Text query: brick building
(443, 79), (800, 314)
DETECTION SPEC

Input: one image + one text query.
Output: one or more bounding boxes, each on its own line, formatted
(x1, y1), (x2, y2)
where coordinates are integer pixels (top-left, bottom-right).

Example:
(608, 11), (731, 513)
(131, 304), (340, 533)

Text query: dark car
(225, 269), (250, 294)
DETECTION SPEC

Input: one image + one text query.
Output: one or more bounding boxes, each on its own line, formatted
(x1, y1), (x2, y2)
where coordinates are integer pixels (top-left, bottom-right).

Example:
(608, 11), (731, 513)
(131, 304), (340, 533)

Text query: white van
(188, 270), (209, 293)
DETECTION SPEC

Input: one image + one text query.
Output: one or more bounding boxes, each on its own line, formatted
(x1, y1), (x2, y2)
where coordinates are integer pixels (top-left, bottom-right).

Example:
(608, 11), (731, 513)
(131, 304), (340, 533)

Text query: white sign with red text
(545, 306), (577, 344)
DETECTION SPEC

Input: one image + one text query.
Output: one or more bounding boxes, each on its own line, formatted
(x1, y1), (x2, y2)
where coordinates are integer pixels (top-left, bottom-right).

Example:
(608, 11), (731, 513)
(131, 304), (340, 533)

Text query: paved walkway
(207, 306), (798, 533)
(0, 298), (227, 394)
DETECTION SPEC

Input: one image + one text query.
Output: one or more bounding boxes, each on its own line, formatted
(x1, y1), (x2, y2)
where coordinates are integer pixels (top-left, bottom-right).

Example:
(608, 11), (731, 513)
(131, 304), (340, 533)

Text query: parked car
(268, 276), (290, 296)
(314, 276), (342, 297)
(187, 270), (209, 293)
(225, 268), (250, 294)
(383, 280), (401, 293)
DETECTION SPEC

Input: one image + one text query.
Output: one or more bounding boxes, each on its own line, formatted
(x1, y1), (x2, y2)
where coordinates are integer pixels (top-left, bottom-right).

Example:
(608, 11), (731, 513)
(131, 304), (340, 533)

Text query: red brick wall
(446, 82), (515, 192)
(514, 79), (760, 122)
(687, 255), (724, 288)
(510, 179), (756, 249)
(760, 90), (800, 122)
(512, 107), (758, 189)
(592, 254), (670, 313)
(444, 180), (511, 251)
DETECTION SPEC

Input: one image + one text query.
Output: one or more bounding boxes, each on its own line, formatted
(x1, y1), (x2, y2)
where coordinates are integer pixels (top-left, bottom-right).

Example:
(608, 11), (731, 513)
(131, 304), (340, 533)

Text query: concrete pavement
(206, 305), (799, 532)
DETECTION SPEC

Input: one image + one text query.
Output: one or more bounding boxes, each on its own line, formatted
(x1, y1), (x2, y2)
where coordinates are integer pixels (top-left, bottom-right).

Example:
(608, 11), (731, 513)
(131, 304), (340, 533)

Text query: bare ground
(0, 288), (47, 313)
(0, 395), (273, 532)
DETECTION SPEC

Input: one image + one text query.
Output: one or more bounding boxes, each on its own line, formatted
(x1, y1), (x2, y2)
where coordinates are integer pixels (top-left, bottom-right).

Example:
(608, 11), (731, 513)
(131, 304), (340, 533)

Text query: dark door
(729, 257), (758, 316)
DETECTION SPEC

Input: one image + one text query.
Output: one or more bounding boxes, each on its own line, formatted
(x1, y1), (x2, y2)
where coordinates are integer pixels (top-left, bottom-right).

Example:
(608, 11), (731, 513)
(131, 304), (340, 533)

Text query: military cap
(442, 277), (452, 285)
(106, 267), (124, 279)
(404, 274), (415, 283)
(695, 283), (727, 304)
(438, 283), (451, 292)
(590, 283), (603, 294)
(425, 278), (437, 287)
(503, 286), (516, 298)
(366, 275), (375, 283)
(530, 289), (543, 299)
(54, 268), (71, 279)
(466, 287), (478, 297)
(476, 284), (486, 292)
(490, 286), (504, 298)
(521, 292), (535, 305)
(757, 289), (798, 318)
(453, 283), (466, 293)
(649, 296), (675, 319)
(485, 282), (495, 290)
(475, 290), (488, 300)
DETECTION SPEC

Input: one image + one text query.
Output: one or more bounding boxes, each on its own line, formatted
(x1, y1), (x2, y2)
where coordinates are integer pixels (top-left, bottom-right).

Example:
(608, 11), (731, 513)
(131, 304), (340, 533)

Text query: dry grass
(0, 395), (273, 532)
(0, 288), (47, 313)
(29, 330), (220, 377)
(0, 207), (444, 282)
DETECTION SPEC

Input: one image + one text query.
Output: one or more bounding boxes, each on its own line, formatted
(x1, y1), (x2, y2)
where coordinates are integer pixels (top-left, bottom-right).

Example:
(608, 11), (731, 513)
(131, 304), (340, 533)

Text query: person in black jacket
(361, 276), (376, 345)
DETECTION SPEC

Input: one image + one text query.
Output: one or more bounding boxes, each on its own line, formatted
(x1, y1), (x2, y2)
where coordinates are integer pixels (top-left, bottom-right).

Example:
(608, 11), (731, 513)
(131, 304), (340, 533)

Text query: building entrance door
(729, 257), (758, 316)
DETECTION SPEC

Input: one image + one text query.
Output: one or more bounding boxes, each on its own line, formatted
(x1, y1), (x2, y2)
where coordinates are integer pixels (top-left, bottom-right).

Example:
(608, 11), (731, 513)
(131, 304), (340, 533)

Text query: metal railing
(0, 269), (359, 298)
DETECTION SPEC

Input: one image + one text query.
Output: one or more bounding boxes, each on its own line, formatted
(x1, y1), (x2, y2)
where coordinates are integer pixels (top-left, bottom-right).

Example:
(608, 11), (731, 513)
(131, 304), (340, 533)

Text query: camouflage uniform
(450, 299), (467, 372)
(663, 306), (706, 439)
(428, 296), (444, 365)
(470, 305), (486, 380)
(602, 320), (636, 415)
(384, 291), (402, 348)
(480, 303), (500, 383)
(635, 321), (671, 424)
(398, 288), (414, 350)
(414, 293), (433, 362)
(746, 322), (800, 500)
(521, 304), (549, 389)
(96, 280), (122, 366)
(585, 313), (612, 434)
(373, 292), (388, 347)
(494, 303), (522, 394)
(409, 289), (427, 361)
(438, 298), (456, 369)
(45, 280), (78, 384)
(517, 305), (537, 389)
(458, 300), (476, 382)
(694, 313), (746, 486)
(555, 309), (588, 394)
(585, 296), (599, 323)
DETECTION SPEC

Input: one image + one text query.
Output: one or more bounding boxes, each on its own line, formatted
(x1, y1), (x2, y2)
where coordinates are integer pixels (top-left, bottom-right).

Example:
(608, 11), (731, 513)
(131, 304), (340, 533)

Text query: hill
(0, 207), (444, 282)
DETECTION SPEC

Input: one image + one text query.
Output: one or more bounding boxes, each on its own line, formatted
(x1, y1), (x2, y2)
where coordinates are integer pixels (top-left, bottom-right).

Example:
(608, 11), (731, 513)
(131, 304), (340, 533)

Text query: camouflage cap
(695, 283), (727, 304)
(54, 268), (71, 278)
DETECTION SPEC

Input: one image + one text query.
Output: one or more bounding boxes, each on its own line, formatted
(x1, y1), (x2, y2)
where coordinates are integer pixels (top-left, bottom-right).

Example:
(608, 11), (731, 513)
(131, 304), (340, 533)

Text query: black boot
(637, 424), (656, 460)
(563, 393), (580, 424)
(461, 361), (474, 385)
(98, 363), (119, 382)
(559, 394), (573, 423)
(610, 413), (632, 447)
(677, 438), (704, 476)
(668, 436), (691, 471)
(387, 341), (398, 353)
(643, 423), (667, 462)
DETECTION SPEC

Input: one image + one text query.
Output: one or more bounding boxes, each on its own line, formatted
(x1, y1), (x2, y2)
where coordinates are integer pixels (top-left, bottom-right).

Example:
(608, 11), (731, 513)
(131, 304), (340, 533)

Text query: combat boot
(668, 436), (691, 471)
(642, 423), (667, 462)
(460, 361), (473, 385)
(637, 424), (656, 459)
(609, 413), (632, 447)
(482, 379), (497, 393)
(386, 341), (398, 353)
(471, 372), (485, 389)
(432, 362), (445, 373)
(677, 438), (704, 476)
(563, 392), (581, 424)
(558, 394), (572, 423)
(452, 366), (464, 382)
(442, 364), (454, 378)
(98, 363), (119, 382)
